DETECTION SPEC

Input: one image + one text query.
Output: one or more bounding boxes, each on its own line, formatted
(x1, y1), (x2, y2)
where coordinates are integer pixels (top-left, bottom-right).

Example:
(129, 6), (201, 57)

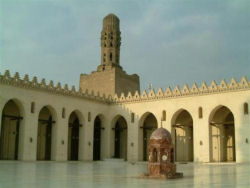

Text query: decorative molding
(0, 70), (249, 104)
(0, 70), (110, 104)
(113, 76), (250, 104)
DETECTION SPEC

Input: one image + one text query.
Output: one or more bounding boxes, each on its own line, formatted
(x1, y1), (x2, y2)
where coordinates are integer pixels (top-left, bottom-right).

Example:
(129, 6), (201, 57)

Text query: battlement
(112, 76), (250, 103)
(0, 70), (112, 103)
(1, 70), (249, 104)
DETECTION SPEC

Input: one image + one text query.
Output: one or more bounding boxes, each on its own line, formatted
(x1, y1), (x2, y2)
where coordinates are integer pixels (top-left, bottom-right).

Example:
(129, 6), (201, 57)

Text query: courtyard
(0, 161), (249, 188)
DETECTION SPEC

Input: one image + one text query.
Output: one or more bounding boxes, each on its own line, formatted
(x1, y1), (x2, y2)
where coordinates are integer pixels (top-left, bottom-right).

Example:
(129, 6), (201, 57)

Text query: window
(62, 108), (66, 118)
(153, 148), (158, 163)
(162, 110), (166, 121)
(171, 148), (174, 163)
(110, 53), (112, 61)
(110, 42), (113, 47)
(199, 107), (203, 118)
(244, 103), (248, 115)
(88, 112), (91, 122)
(131, 113), (135, 123)
(31, 102), (35, 113)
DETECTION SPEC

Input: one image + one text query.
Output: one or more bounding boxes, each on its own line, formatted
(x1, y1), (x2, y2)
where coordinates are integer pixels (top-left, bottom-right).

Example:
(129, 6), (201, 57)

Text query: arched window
(88, 112), (91, 122)
(31, 102), (35, 113)
(110, 53), (112, 61)
(62, 108), (66, 118)
(131, 113), (135, 123)
(153, 148), (158, 163)
(199, 107), (203, 118)
(162, 110), (166, 121)
(171, 148), (174, 163)
(110, 42), (113, 47)
(244, 103), (248, 115)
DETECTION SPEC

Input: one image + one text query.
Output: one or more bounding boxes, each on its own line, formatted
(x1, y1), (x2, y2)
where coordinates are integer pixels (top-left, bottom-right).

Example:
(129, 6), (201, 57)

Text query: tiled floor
(0, 161), (249, 188)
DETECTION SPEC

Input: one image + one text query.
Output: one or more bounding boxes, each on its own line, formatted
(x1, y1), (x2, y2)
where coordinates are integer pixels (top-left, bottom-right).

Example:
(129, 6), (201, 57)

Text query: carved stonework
(143, 127), (183, 179)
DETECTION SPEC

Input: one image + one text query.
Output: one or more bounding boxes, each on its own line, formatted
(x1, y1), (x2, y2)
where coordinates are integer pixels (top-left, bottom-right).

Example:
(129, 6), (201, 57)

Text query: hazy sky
(0, 0), (249, 91)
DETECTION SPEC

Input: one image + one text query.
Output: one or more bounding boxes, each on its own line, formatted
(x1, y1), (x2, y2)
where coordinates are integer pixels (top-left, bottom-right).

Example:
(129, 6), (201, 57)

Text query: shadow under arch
(0, 98), (25, 160)
(67, 109), (85, 161)
(138, 112), (158, 161)
(37, 105), (57, 161)
(171, 108), (194, 162)
(208, 105), (235, 162)
(111, 114), (128, 160)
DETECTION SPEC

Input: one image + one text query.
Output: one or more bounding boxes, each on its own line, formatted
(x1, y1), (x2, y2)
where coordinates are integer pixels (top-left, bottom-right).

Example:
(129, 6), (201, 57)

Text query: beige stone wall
(79, 68), (140, 97)
(0, 72), (249, 163)
(79, 70), (115, 97)
(115, 68), (140, 96)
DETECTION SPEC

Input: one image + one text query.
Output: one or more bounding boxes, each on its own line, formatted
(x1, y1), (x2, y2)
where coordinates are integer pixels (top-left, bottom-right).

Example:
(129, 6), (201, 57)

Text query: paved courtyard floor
(0, 161), (249, 188)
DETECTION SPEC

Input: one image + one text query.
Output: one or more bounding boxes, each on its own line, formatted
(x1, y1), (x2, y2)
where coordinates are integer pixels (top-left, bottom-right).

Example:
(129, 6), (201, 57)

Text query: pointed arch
(93, 114), (105, 161)
(37, 105), (57, 161)
(171, 109), (193, 162)
(209, 105), (235, 162)
(138, 112), (158, 161)
(111, 115), (128, 160)
(0, 99), (24, 160)
(67, 110), (84, 161)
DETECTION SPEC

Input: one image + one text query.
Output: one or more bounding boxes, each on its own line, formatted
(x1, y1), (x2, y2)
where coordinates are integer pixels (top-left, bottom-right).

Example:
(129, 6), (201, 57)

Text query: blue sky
(0, 0), (249, 91)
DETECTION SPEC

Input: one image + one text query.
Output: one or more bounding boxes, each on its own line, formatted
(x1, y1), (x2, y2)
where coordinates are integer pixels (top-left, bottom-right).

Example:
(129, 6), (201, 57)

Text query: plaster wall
(0, 83), (249, 163)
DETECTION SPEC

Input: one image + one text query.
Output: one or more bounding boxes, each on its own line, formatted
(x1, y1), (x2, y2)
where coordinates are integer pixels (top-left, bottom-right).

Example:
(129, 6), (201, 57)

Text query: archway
(171, 109), (193, 162)
(93, 116), (102, 160)
(68, 111), (80, 161)
(209, 106), (235, 162)
(37, 106), (55, 160)
(140, 113), (158, 161)
(113, 116), (127, 160)
(0, 100), (23, 160)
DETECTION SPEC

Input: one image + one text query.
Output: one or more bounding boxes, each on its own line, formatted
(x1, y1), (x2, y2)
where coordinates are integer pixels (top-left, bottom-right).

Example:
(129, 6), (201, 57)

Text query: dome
(150, 127), (172, 143)
(103, 13), (120, 30)
(104, 13), (119, 21)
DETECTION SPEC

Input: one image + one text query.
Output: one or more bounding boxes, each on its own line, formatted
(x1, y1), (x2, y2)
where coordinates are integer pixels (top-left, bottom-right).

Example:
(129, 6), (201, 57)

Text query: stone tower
(79, 14), (140, 97)
(98, 13), (121, 71)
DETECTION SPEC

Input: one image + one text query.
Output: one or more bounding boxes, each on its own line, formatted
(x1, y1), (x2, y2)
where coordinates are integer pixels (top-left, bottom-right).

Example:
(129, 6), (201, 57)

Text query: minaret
(80, 13), (140, 97)
(98, 13), (121, 71)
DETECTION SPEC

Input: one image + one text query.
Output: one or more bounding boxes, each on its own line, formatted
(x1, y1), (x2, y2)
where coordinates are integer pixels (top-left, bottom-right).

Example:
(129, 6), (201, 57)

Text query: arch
(0, 99), (24, 160)
(138, 112), (158, 161)
(111, 115), (128, 160)
(67, 110), (84, 161)
(209, 105), (235, 162)
(93, 114), (104, 161)
(37, 105), (57, 161)
(171, 109), (193, 162)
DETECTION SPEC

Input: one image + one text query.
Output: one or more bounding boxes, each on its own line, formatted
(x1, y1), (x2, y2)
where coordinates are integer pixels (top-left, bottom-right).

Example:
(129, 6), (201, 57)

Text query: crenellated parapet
(1, 70), (249, 104)
(0, 70), (111, 103)
(113, 76), (250, 103)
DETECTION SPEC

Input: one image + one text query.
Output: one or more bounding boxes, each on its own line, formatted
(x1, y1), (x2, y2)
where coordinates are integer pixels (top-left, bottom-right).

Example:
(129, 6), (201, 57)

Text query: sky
(0, 0), (249, 92)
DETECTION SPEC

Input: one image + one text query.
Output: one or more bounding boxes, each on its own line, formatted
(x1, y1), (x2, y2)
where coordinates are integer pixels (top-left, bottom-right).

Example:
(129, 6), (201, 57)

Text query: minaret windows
(103, 53), (106, 63)
(110, 53), (112, 61)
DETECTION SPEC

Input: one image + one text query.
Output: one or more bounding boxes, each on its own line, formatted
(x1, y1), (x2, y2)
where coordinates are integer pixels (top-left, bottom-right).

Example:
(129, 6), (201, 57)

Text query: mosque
(0, 14), (249, 163)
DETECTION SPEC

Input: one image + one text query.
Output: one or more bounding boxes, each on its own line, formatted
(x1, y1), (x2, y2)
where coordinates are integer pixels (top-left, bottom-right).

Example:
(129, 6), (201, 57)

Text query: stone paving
(0, 161), (249, 188)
